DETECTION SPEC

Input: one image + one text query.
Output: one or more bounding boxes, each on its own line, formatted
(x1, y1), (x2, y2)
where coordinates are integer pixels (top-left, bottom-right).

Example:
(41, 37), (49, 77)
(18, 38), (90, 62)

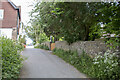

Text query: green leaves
(51, 7), (64, 15)
(97, 2), (120, 49)
(53, 48), (120, 79)
(29, 2), (120, 49)
(29, 2), (102, 44)
(1, 37), (23, 79)
(34, 44), (49, 50)
(19, 35), (26, 45)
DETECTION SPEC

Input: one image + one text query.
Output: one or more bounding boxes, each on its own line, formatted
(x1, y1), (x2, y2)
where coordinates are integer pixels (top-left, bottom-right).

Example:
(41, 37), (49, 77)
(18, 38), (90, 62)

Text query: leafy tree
(97, 2), (120, 49)
(19, 35), (26, 45)
(24, 18), (49, 44)
(29, 1), (120, 49)
(30, 2), (102, 44)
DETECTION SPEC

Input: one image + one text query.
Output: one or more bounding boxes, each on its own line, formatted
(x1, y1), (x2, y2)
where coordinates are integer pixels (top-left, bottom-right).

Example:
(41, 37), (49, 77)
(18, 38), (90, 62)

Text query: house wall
(18, 22), (25, 40)
(0, 1), (2, 28)
(0, 1), (21, 41)
(0, 28), (12, 39)
(12, 27), (17, 40)
(17, 6), (21, 35)
(0, 2), (18, 28)
(0, 1), (2, 8)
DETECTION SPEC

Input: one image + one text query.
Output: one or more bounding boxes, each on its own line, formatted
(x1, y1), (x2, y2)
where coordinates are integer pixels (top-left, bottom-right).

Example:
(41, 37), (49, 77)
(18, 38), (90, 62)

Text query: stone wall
(41, 41), (50, 49)
(55, 41), (107, 56)
(43, 41), (108, 56)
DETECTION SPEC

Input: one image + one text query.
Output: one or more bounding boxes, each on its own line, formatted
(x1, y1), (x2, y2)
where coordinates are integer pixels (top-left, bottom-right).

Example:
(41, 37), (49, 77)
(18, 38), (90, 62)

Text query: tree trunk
(85, 26), (89, 41)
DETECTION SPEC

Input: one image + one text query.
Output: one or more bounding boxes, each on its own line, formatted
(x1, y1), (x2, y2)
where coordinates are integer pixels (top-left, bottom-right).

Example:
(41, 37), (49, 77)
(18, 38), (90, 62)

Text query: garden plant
(34, 44), (49, 50)
(53, 48), (120, 79)
(1, 37), (23, 79)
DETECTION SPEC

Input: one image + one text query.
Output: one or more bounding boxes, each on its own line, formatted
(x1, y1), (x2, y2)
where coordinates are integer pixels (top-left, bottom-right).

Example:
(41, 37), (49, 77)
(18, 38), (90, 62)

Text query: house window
(0, 9), (4, 20)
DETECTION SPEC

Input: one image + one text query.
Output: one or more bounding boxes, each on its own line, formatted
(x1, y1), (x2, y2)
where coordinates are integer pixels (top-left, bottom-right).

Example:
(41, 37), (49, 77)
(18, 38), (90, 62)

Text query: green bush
(92, 50), (120, 79)
(1, 37), (23, 79)
(34, 44), (49, 50)
(53, 48), (120, 79)
(16, 43), (24, 51)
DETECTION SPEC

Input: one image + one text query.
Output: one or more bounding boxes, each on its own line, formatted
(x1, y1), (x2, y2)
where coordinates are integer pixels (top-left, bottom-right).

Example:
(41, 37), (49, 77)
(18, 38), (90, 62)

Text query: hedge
(1, 37), (23, 79)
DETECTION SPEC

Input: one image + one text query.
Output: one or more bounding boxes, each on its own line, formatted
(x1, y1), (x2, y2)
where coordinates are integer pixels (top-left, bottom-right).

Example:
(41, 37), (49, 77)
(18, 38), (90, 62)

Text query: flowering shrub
(93, 50), (120, 79)
(53, 48), (120, 79)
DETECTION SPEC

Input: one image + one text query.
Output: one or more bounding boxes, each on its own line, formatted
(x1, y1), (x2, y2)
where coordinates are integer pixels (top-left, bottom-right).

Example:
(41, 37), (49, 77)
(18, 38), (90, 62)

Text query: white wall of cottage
(0, 28), (12, 39)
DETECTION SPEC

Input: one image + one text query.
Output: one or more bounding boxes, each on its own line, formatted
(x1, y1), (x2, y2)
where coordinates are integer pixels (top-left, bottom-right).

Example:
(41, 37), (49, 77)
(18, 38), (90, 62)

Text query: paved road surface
(20, 48), (87, 78)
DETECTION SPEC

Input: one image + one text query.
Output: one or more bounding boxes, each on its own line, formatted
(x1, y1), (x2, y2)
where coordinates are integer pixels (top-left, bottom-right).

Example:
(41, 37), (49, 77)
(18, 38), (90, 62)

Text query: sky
(11, 0), (34, 25)
(11, 0), (35, 44)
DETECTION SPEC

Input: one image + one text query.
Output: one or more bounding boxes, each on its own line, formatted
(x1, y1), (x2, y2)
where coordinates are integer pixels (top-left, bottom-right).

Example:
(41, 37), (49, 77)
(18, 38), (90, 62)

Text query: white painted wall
(0, 28), (12, 39)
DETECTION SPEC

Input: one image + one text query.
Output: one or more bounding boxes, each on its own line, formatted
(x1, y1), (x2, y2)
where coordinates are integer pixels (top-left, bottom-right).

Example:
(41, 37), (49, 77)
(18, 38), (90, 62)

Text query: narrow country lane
(20, 48), (87, 78)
